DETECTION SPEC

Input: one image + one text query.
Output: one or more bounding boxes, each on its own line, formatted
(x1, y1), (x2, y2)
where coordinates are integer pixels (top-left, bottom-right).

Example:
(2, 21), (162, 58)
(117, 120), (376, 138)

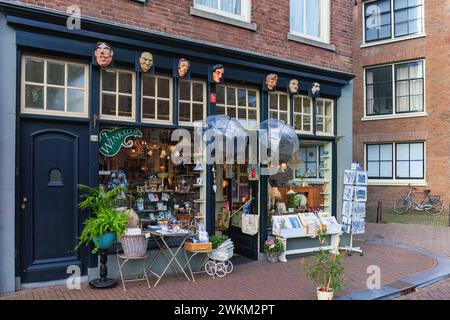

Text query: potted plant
(75, 184), (128, 254)
(264, 238), (284, 262)
(303, 227), (344, 300)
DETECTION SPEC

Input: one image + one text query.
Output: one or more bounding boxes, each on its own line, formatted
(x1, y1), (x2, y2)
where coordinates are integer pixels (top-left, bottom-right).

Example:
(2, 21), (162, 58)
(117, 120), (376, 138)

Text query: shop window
(269, 92), (290, 123)
(293, 95), (312, 133)
(100, 68), (135, 120)
(290, 0), (330, 44)
(316, 98), (333, 135)
(216, 85), (259, 129)
(142, 75), (172, 123)
(22, 56), (89, 117)
(295, 146), (325, 179)
(178, 80), (206, 125)
(194, 0), (251, 22)
(364, 0), (424, 44)
(365, 60), (424, 117)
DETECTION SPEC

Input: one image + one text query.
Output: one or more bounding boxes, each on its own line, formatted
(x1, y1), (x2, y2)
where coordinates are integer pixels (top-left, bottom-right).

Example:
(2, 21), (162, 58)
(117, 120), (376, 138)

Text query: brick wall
(352, 0), (450, 209)
(13, 0), (353, 73)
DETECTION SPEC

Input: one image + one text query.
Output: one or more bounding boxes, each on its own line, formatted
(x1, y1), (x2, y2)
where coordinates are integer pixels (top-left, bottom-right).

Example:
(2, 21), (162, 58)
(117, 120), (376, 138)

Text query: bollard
(376, 200), (382, 223)
(448, 204), (450, 228)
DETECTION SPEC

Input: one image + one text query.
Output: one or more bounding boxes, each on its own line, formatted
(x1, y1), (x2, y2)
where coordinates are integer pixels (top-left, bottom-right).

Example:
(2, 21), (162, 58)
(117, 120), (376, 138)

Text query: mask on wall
(311, 82), (321, 96)
(139, 52), (154, 73)
(289, 79), (299, 94)
(212, 64), (225, 84)
(178, 58), (190, 78)
(95, 41), (114, 67)
(266, 74), (278, 91)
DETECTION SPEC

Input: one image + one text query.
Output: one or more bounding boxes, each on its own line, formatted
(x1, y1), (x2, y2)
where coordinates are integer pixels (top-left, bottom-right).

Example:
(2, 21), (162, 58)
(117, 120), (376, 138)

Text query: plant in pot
(303, 227), (344, 300)
(264, 238), (284, 262)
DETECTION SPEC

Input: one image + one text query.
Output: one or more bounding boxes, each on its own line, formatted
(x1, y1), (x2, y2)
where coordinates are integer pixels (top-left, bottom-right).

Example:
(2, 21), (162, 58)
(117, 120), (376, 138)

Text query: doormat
(230, 255), (255, 266)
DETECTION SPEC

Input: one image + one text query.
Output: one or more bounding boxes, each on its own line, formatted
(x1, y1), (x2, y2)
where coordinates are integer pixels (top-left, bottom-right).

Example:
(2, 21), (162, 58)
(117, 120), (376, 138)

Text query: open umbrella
(259, 118), (299, 160)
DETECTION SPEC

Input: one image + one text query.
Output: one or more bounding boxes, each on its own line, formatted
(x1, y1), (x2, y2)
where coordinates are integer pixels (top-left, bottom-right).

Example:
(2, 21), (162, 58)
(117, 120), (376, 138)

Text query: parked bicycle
(394, 186), (444, 216)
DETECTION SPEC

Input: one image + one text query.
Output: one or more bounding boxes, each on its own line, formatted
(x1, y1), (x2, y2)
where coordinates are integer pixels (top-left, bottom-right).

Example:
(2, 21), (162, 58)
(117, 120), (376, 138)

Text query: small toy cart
(204, 239), (234, 278)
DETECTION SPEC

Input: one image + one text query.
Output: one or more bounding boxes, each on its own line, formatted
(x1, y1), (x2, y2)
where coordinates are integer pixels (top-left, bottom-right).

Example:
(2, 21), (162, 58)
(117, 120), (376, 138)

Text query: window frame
(100, 67), (136, 122)
(193, 0), (252, 23)
(364, 141), (426, 183)
(362, 0), (426, 45)
(363, 59), (426, 119)
(141, 74), (173, 125)
(178, 79), (207, 126)
(289, 0), (331, 44)
(294, 145), (325, 180)
(366, 143), (394, 179)
(268, 91), (290, 124)
(395, 142), (424, 180)
(21, 55), (89, 118)
(215, 84), (260, 129)
(315, 98), (334, 136)
(293, 95), (313, 135)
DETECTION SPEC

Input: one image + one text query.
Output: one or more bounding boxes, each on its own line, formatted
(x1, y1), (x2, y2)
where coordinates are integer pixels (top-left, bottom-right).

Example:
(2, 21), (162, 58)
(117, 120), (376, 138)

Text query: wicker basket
(184, 242), (212, 252)
(120, 234), (149, 257)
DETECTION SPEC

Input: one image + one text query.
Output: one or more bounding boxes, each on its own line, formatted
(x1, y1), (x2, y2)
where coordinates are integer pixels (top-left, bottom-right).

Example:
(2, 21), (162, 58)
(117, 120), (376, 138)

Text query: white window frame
(293, 95), (313, 134)
(100, 68), (136, 122)
(364, 141), (427, 185)
(216, 84), (260, 129)
(141, 74), (173, 124)
(290, 0), (331, 44)
(362, 0), (426, 46)
(316, 98), (334, 136)
(293, 145), (326, 181)
(21, 55), (89, 118)
(193, 0), (251, 22)
(363, 59), (426, 120)
(268, 91), (290, 124)
(178, 79), (207, 126)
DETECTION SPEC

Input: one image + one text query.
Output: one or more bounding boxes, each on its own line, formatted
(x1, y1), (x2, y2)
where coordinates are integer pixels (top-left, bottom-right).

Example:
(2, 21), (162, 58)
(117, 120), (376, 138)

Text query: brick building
(352, 0), (449, 210)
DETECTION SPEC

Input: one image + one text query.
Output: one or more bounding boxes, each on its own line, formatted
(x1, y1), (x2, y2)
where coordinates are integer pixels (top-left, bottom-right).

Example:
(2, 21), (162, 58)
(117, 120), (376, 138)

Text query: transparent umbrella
(259, 118), (299, 159)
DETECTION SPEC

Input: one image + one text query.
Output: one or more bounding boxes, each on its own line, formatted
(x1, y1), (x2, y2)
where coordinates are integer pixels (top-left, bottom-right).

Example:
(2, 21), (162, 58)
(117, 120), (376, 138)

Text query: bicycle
(394, 186), (444, 216)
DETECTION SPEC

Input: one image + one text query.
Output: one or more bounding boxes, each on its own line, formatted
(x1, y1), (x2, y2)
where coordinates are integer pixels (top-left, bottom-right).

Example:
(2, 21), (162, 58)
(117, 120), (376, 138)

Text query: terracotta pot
(266, 253), (279, 263)
(316, 287), (334, 300)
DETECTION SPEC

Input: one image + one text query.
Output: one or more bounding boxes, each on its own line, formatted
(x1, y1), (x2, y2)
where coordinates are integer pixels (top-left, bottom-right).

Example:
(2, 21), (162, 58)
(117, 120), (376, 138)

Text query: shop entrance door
(19, 119), (89, 283)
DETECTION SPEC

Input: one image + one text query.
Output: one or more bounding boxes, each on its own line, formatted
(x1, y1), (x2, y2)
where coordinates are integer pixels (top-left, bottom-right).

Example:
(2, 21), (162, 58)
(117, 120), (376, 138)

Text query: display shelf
(193, 199), (205, 203)
(193, 184), (204, 187)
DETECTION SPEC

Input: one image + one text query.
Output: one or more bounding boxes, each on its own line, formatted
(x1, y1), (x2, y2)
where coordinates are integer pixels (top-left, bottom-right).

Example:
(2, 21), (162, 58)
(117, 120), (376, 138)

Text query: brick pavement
(0, 242), (436, 300)
(396, 278), (450, 300)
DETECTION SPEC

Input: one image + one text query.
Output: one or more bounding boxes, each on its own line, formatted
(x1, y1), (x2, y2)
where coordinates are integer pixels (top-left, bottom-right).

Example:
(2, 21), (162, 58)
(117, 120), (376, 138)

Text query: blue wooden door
(20, 120), (89, 283)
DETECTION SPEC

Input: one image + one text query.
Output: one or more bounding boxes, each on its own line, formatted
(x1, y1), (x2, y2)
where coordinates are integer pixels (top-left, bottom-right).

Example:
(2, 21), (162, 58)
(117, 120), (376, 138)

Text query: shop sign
(99, 127), (143, 157)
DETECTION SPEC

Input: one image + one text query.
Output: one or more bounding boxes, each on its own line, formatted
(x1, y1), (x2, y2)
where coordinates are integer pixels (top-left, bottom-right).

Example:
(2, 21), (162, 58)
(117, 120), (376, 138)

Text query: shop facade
(0, 3), (354, 292)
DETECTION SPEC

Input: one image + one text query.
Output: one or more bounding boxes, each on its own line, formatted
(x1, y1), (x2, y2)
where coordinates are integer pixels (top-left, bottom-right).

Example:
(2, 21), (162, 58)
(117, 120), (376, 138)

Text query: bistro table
(146, 229), (192, 287)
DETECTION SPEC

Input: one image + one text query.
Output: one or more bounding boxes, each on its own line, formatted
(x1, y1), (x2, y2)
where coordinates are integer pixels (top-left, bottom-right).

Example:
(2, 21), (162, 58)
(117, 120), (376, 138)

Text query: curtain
(221, 0), (241, 15)
(291, 0), (305, 34)
(306, 0), (321, 38)
(196, 0), (219, 10)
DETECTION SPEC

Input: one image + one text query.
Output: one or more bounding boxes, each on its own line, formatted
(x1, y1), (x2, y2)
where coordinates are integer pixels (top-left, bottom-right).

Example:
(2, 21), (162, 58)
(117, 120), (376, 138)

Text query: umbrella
(259, 118), (299, 160)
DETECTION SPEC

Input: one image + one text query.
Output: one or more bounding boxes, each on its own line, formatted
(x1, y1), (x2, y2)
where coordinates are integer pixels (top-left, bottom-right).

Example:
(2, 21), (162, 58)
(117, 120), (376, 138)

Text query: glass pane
(193, 83), (204, 102)
(25, 58), (44, 83)
(179, 81), (191, 101)
(303, 98), (312, 114)
(118, 96), (132, 117)
(102, 94), (116, 116)
(380, 161), (392, 177)
(395, 22), (408, 36)
(396, 81), (409, 96)
(179, 102), (191, 122)
(410, 95), (423, 111)
(294, 114), (302, 131)
(316, 102), (324, 115)
(68, 64), (85, 88)
(227, 87), (236, 106)
(395, 9), (408, 23)
(367, 145), (380, 161)
(143, 76), (155, 97)
(396, 96), (409, 112)
(238, 108), (246, 120)
(248, 91), (257, 108)
(408, 19), (420, 34)
(47, 61), (65, 86)
(394, 0), (408, 10)
(142, 98), (155, 119)
(238, 89), (246, 107)
(409, 61), (423, 78)
(196, 0), (218, 9)
(221, 0), (241, 15)
(291, 0), (304, 34)
(396, 144), (410, 160)
(396, 161), (410, 178)
(49, 169), (62, 183)
(367, 161), (380, 177)
(316, 116), (324, 132)
(25, 85), (44, 109)
(379, 25), (391, 38)
(305, 0), (320, 37)
(216, 86), (225, 104)
(280, 112), (288, 122)
(227, 107), (236, 118)
(192, 103), (204, 122)
(269, 111), (278, 119)
(410, 79), (423, 95)
(119, 72), (132, 94)
(325, 117), (332, 133)
(158, 78), (170, 99)
(269, 93), (278, 110)
(410, 161), (423, 178)
(366, 70), (374, 84)
(216, 106), (225, 115)
(293, 97), (302, 113)
(279, 94), (288, 111)
(157, 100), (170, 120)
(67, 89), (84, 113)
(409, 143), (423, 160)
(303, 115), (311, 131)
(396, 65), (409, 80)
(380, 144), (393, 160)
(102, 70), (116, 92)
(307, 147), (316, 160)
(47, 87), (65, 111)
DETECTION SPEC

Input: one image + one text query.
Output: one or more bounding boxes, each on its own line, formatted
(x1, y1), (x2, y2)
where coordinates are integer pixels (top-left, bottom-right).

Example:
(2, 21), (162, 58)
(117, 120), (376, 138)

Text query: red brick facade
(15, 0), (353, 73)
(352, 1), (450, 209)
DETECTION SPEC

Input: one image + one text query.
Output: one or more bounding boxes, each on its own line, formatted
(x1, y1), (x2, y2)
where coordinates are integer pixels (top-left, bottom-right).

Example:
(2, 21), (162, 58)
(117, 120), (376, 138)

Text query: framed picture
(356, 171), (368, 186)
(353, 202), (366, 218)
(276, 202), (287, 213)
(342, 200), (353, 217)
(343, 185), (355, 201)
(355, 186), (367, 202)
(288, 215), (302, 229)
(344, 170), (356, 185)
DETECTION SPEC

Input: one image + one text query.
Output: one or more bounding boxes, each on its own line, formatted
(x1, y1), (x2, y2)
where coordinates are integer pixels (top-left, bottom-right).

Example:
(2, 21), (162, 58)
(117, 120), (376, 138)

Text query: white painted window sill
(368, 180), (427, 187)
(287, 33), (336, 52)
(361, 33), (426, 48)
(189, 7), (257, 31)
(362, 112), (427, 121)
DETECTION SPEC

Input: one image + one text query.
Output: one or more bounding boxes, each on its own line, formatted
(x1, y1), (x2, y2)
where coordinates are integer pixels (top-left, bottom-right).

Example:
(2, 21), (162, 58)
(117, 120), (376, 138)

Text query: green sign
(99, 127), (143, 157)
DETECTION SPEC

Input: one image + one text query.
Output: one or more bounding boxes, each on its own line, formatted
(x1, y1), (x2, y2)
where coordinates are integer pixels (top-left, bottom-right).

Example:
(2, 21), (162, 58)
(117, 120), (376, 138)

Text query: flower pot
(316, 288), (334, 300)
(266, 253), (279, 263)
(93, 232), (116, 250)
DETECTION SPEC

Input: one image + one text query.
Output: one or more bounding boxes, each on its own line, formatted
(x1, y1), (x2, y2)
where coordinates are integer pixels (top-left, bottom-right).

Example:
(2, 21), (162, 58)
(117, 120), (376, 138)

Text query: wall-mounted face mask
(95, 41), (114, 67)
(139, 52), (154, 73)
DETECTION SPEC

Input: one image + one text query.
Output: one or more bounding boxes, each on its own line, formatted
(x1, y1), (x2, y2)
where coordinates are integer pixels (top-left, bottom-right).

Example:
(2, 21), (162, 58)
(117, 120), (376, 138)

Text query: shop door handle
(21, 197), (27, 210)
